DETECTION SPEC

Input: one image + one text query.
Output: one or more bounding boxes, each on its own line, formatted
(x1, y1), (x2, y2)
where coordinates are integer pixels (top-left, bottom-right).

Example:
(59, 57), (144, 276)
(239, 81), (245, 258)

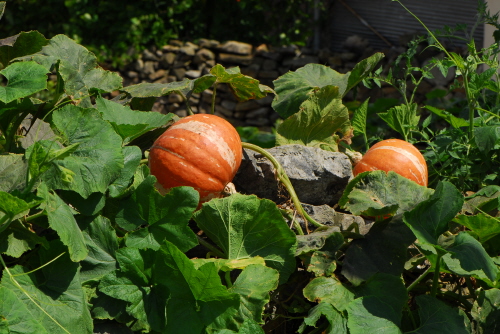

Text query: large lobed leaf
(154, 241), (241, 333)
(95, 95), (174, 145)
(0, 61), (48, 103)
(19, 34), (122, 105)
(339, 170), (434, 217)
(193, 193), (297, 284)
(0, 241), (93, 334)
(275, 85), (352, 152)
(0, 31), (48, 67)
(403, 181), (464, 246)
(272, 53), (383, 118)
(42, 104), (124, 198)
(116, 177), (199, 253)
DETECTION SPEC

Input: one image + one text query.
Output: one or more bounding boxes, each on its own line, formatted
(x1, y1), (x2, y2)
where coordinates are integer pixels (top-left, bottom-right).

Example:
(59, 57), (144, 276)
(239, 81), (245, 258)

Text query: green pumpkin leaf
(98, 248), (168, 332)
(0, 31), (48, 67)
(78, 215), (119, 282)
(210, 64), (274, 101)
(155, 241), (241, 333)
(299, 303), (348, 334)
(193, 193), (297, 284)
(42, 104), (124, 198)
(339, 170), (433, 217)
(121, 79), (191, 98)
(0, 241), (93, 334)
(454, 213), (500, 244)
(442, 232), (498, 284)
(272, 53), (383, 118)
(20, 34), (122, 105)
(0, 61), (48, 103)
(410, 295), (469, 334)
(471, 288), (500, 333)
(96, 95), (173, 145)
(275, 85), (352, 152)
(119, 177), (199, 253)
(403, 181), (463, 245)
(425, 105), (469, 129)
(0, 220), (48, 258)
(303, 276), (355, 312)
(37, 183), (88, 262)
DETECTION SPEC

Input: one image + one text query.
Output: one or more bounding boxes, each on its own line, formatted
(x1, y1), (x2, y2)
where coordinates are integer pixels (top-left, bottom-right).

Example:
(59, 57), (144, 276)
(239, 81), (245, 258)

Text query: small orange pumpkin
(149, 114), (242, 203)
(353, 139), (428, 187)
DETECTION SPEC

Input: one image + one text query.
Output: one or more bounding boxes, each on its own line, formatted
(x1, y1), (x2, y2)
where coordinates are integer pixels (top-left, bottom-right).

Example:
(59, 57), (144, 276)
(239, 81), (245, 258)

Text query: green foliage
(2, 3), (500, 331)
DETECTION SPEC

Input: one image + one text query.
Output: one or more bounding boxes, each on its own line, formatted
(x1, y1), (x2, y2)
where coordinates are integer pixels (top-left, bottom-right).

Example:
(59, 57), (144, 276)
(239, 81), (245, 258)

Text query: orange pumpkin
(149, 114), (242, 203)
(353, 139), (428, 187)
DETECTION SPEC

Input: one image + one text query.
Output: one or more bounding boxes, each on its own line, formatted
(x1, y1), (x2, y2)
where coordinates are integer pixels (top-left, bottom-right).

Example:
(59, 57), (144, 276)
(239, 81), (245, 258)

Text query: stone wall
(119, 37), (462, 129)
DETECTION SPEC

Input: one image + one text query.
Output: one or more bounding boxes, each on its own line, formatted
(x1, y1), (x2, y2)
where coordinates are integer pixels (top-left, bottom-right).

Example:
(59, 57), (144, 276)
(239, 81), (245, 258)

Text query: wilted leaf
(210, 64), (274, 101)
(0, 154), (26, 193)
(471, 288), (500, 334)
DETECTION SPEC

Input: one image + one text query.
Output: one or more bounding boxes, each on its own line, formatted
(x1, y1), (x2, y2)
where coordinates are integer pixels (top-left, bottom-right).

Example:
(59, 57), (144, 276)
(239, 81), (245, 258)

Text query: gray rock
(245, 107), (269, 118)
(185, 69), (201, 78)
(219, 40), (253, 55)
(218, 53), (253, 66)
(233, 145), (353, 206)
(194, 48), (215, 64)
(160, 52), (176, 67)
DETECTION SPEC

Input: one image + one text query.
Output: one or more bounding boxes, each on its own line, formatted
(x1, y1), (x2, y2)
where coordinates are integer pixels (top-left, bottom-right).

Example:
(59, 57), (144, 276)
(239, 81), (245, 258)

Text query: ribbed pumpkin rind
(149, 114), (242, 202)
(353, 139), (428, 186)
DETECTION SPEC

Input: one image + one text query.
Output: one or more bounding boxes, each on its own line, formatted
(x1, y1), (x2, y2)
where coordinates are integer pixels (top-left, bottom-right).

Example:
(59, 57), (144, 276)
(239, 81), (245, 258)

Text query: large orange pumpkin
(353, 139), (428, 186)
(149, 114), (242, 203)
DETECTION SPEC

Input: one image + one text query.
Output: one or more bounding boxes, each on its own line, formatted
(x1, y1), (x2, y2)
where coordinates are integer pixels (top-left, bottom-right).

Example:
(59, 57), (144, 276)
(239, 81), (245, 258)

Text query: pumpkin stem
(241, 142), (325, 232)
(211, 83), (219, 115)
